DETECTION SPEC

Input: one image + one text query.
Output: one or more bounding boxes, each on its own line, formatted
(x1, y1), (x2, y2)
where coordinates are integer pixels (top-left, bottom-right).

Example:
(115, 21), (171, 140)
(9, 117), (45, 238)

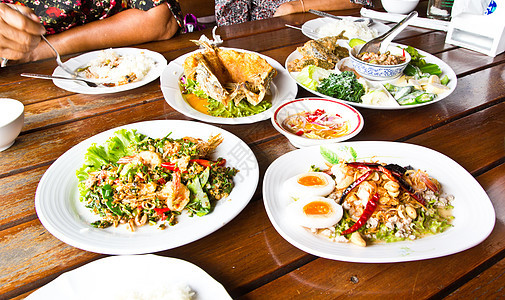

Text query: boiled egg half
(287, 196), (343, 229)
(284, 172), (335, 197)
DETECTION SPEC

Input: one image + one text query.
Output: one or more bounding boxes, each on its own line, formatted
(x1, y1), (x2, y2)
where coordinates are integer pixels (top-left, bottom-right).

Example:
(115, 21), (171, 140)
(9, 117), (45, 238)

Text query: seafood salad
(76, 129), (238, 231)
(285, 147), (454, 247)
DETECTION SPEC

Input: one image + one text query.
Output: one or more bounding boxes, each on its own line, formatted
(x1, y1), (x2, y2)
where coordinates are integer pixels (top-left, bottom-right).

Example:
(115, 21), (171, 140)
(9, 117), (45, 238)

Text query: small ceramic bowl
(349, 44), (411, 81)
(0, 98), (24, 151)
(271, 98), (364, 148)
(381, 0), (419, 14)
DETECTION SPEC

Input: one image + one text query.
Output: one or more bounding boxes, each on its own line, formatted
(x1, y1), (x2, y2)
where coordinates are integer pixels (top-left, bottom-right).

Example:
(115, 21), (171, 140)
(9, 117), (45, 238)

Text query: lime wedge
(349, 38), (366, 48)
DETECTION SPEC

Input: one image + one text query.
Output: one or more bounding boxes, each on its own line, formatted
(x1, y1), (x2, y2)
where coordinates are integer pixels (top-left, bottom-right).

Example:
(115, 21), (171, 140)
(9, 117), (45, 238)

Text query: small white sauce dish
(271, 98), (364, 148)
(0, 98), (25, 151)
(381, 0), (420, 15)
(349, 44), (411, 81)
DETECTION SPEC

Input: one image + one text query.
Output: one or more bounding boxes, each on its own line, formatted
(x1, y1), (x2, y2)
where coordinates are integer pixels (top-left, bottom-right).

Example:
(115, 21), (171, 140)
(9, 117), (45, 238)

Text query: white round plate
(35, 120), (259, 254)
(160, 48), (298, 124)
(263, 141), (495, 263)
(26, 255), (232, 299)
(302, 17), (390, 40)
(286, 43), (457, 110)
(52, 48), (167, 94)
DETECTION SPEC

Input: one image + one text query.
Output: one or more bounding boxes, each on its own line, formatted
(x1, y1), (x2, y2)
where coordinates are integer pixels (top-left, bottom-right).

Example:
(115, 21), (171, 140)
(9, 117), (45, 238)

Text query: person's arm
(0, 4), (45, 61)
(21, 2), (179, 62)
(274, 0), (361, 17)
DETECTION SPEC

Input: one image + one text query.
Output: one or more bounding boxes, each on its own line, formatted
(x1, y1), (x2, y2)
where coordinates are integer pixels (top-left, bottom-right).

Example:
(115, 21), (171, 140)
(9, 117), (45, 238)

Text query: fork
(40, 35), (80, 78)
(357, 11), (417, 55)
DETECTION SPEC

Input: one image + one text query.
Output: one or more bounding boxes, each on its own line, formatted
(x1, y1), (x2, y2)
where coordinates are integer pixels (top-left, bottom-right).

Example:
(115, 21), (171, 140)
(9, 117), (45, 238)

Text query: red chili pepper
(157, 178), (166, 185)
(154, 208), (171, 221)
(190, 158), (226, 167)
(341, 193), (379, 235)
(339, 170), (373, 203)
(161, 162), (180, 172)
(296, 130), (304, 136)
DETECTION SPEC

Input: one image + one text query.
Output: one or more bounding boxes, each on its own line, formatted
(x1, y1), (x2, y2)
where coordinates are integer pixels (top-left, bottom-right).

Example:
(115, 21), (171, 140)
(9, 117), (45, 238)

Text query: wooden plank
(0, 219), (102, 298)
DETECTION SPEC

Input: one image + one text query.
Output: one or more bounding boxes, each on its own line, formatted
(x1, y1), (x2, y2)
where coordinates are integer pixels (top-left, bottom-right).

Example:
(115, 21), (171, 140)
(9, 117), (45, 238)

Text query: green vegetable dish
(293, 46), (452, 107)
(76, 129), (238, 231)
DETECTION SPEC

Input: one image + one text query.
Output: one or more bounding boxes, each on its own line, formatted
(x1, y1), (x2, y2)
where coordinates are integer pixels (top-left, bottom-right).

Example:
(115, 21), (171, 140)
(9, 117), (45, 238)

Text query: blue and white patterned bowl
(349, 45), (411, 81)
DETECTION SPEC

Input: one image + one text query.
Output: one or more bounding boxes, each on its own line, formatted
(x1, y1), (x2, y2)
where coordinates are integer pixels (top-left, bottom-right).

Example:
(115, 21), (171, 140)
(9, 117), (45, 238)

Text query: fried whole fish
(287, 34), (350, 72)
(183, 38), (277, 106)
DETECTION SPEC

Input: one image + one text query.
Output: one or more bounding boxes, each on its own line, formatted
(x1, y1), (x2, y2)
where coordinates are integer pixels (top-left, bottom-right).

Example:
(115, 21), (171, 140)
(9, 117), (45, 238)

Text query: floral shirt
(215, 0), (293, 26)
(1, 0), (183, 34)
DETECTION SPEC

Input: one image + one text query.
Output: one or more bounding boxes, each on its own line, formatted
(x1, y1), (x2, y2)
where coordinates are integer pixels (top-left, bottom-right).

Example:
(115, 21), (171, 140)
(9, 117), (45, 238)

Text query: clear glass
(427, 0), (454, 20)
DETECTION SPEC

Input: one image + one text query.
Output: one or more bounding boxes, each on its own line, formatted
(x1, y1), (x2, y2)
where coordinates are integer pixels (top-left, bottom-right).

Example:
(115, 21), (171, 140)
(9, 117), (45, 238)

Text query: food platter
(26, 255), (232, 299)
(35, 120), (259, 255)
(285, 43), (457, 110)
(263, 141), (495, 263)
(160, 48), (298, 125)
(52, 48), (167, 94)
(302, 17), (391, 41)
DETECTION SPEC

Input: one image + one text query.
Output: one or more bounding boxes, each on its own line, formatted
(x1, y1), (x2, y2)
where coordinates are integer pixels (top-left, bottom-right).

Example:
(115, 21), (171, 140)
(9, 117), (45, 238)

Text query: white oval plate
(160, 48), (298, 124)
(302, 17), (390, 41)
(26, 255), (232, 299)
(263, 141), (495, 263)
(52, 48), (167, 94)
(286, 43), (457, 110)
(35, 120), (259, 254)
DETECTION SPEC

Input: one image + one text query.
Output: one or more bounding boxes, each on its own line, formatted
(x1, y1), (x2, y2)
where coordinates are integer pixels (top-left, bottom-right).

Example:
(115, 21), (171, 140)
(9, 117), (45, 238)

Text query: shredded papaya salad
(303, 147), (454, 246)
(76, 129), (238, 231)
(282, 109), (350, 139)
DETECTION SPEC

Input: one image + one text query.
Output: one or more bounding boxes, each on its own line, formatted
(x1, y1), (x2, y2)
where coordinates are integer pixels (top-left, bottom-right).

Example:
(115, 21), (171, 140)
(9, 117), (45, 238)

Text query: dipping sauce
(358, 51), (406, 65)
(282, 109), (350, 139)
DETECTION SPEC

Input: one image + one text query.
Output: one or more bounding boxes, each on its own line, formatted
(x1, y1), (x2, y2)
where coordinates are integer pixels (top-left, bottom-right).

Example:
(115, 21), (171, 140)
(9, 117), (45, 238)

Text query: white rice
(317, 19), (378, 40)
(82, 49), (155, 85)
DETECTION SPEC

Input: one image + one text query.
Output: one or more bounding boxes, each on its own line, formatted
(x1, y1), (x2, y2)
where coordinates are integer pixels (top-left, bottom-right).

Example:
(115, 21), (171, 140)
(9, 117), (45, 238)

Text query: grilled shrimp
(117, 151), (162, 169)
(158, 171), (190, 212)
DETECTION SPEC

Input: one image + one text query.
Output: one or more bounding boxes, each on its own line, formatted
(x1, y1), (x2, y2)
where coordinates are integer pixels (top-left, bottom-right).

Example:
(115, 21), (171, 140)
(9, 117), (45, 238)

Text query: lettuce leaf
(295, 65), (331, 90)
(76, 129), (145, 197)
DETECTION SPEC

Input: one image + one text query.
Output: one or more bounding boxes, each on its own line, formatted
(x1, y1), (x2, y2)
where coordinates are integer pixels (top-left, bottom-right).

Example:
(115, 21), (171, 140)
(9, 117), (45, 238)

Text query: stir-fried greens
(76, 129), (238, 231)
(316, 71), (365, 103)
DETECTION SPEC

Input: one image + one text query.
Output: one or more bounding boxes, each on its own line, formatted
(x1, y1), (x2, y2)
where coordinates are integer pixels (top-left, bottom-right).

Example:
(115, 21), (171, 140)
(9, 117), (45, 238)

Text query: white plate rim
(35, 120), (259, 255)
(51, 48), (167, 94)
(160, 48), (298, 125)
(26, 254), (232, 299)
(285, 43), (458, 110)
(301, 17), (391, 40)
(262, 141), (495, 263)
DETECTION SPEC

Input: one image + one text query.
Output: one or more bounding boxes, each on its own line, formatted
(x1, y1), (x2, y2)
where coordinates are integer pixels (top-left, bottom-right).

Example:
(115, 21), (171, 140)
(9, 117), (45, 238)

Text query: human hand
(273, 2), (298, 17)
(0, 4), (45, 62)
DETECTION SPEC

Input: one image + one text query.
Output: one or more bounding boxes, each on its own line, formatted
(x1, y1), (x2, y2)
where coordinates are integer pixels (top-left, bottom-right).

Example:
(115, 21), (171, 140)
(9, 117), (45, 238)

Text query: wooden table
(1, 8), (504, 299)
